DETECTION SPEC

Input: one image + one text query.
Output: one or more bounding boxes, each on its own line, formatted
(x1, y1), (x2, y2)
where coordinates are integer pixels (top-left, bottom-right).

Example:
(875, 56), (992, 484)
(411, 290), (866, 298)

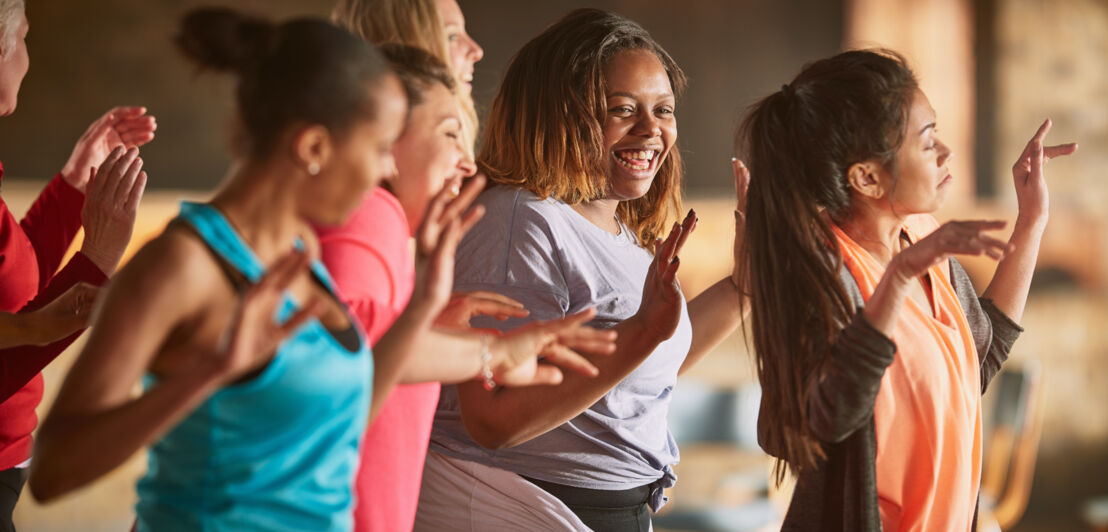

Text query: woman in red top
(0, 0), (154, 527)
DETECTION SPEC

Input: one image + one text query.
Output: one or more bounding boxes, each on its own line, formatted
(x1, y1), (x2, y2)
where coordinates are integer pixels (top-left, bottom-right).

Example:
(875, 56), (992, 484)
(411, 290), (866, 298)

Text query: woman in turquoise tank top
(25, 8), (616, 532)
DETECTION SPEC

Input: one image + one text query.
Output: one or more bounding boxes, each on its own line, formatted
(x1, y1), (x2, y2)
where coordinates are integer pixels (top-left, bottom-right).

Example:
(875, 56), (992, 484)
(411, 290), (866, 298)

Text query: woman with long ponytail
(740, 49), (1075, 531)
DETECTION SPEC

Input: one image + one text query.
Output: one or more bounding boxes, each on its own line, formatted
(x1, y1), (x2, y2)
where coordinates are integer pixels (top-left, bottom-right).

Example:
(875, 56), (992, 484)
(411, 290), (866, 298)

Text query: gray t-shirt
(429, 185), (693, 508)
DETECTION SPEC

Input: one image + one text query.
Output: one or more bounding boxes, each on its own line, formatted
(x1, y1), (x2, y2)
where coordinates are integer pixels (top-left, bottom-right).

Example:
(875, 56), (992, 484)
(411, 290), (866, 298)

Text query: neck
(838, 202), (908, 265)
(570, 197), (621, 235)
(210, 158), (304, 261)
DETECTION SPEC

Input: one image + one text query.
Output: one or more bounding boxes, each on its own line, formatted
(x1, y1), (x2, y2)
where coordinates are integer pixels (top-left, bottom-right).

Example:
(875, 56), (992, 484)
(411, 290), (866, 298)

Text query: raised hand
(488, 307), (617, 387)
(631, 210), (696, 343)
(80, 147), (147, 275)
(891, 220), (1011, 281)
(731, 158), (750, 290)
(210, 250), (323, 384)
(409, 175), (486, 318)
(434, 290), (530, 331)
(1010, 119), (1077, 223)
(61, 107), (157, 192)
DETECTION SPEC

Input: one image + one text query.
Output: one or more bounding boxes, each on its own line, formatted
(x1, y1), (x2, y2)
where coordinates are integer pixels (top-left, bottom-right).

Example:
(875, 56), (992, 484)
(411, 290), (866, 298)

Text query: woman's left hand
(61, 106), (157, 193)
(1011, 119), (1076, 224)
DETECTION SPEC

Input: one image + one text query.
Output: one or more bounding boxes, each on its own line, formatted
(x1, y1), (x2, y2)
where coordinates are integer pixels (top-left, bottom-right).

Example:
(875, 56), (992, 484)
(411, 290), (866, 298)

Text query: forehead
(602, 49), (672, 98)
(907, 89), (936, 130)
(435, 0), (464, 25)
(411, 83), (458, 119)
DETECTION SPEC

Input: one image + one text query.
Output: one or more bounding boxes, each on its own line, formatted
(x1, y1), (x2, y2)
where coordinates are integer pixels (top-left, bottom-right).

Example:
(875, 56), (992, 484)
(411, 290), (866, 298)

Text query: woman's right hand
(487, 307), (617, 387)
(209, 250), (323, 384)
(631, 210), (696, 343)
(890, 220), (1012, 282)
(79, 147), (148, 275)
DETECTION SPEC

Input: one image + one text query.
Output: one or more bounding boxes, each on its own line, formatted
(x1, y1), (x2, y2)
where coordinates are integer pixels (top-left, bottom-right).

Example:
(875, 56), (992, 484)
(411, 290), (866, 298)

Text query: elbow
(27, 465), (68, 503)
(463, 418), (514, 450)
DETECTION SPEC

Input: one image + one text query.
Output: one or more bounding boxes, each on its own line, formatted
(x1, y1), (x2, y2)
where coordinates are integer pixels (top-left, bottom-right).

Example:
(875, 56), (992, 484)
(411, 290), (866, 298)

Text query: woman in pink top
(315, 45), (613, 531)
(739, 49), (1076, 531)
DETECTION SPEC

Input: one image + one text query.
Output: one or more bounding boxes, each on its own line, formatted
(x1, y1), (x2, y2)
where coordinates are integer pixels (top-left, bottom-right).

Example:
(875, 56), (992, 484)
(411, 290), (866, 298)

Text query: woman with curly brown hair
(418, 8), (749, 531)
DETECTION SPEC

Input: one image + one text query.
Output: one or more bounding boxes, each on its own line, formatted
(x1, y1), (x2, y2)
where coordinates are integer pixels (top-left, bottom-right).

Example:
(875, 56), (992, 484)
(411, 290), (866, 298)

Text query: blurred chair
(978, 360), (1044, 531)
(654, 380), (780, 532)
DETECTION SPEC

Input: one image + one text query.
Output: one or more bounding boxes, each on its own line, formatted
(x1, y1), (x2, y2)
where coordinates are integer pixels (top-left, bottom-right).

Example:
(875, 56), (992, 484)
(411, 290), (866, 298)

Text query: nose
(937, 139), (953, 166)
(466, 35), (484, 63)
(458, 150), (477, 177)
(632, 110), (662, 138)
(379, 154), (398, 184)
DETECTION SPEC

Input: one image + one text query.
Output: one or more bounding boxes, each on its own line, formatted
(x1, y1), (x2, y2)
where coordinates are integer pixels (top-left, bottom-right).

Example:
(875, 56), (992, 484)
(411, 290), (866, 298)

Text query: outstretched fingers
(439, 175), (486, 227)
(539, 344), (596, 378)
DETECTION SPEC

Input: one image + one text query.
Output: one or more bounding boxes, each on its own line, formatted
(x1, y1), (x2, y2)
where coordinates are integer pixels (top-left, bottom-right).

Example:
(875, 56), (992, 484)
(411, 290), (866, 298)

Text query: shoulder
(114, 225), (225, 314)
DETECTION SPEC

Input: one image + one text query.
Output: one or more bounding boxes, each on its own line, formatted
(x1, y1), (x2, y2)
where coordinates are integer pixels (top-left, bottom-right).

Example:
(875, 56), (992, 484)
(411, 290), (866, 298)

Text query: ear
(846, 161), (887, 200)
(290, 125), (333, 177)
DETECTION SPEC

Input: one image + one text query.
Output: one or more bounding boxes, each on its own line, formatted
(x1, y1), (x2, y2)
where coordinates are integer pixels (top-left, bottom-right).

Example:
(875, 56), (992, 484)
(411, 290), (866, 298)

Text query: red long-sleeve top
(0, 162), (107, 470)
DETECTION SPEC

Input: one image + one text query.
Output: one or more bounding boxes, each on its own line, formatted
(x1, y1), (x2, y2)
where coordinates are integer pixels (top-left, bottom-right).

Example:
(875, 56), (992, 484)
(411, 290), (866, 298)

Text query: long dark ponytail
(737, 49), (918, 483)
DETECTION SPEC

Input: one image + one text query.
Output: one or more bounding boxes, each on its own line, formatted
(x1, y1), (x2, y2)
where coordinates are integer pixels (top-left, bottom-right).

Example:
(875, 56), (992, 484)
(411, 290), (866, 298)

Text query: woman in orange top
(738, 49), (1076, 531)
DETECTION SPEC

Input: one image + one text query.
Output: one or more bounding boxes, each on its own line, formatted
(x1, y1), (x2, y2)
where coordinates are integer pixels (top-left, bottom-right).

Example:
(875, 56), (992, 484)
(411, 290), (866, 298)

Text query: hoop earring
(307, 162), (320, 176)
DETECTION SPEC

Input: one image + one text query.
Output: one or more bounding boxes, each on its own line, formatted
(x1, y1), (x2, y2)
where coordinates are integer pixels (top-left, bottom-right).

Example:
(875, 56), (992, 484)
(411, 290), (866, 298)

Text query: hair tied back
(176, 7), (277, 74)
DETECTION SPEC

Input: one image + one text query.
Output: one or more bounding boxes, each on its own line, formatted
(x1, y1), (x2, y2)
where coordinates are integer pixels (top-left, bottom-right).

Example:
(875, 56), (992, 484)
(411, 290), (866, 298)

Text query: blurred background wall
(2, 1), (1105, 530)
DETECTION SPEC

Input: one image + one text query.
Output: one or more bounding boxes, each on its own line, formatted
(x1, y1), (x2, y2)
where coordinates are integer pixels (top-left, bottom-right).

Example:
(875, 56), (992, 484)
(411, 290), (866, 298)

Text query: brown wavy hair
(479, 8), (686, 247)
(737, 49), (917, 484)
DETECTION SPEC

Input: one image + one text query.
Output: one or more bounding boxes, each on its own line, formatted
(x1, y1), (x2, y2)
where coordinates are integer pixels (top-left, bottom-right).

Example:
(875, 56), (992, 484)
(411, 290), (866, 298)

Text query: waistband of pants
(520, 475), (651, 509)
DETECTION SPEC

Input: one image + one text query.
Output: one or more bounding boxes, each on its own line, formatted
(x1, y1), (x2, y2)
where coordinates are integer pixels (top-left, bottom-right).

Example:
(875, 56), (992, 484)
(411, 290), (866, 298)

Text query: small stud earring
(307, 162), (320, 175)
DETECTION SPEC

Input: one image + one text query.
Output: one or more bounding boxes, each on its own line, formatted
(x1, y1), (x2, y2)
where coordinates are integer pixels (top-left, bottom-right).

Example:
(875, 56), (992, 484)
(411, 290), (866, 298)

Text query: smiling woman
(416, 8), (751, 532)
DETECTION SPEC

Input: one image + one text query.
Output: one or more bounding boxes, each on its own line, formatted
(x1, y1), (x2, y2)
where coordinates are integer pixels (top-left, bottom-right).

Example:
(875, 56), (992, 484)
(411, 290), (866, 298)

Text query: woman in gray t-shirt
(417, 8), (749, 532)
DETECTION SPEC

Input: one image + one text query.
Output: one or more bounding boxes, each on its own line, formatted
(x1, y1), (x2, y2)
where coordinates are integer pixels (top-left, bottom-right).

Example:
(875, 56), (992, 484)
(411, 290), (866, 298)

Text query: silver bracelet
(479, 334), (496, 391)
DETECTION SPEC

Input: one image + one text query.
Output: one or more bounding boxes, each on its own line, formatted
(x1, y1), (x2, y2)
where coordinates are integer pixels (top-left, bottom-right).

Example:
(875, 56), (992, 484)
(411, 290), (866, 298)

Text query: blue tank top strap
(176, 201), (267, 283)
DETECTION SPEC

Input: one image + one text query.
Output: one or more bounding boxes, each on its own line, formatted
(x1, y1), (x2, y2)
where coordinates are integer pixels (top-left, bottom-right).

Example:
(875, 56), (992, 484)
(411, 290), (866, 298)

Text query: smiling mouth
(612, 148), (660, 173)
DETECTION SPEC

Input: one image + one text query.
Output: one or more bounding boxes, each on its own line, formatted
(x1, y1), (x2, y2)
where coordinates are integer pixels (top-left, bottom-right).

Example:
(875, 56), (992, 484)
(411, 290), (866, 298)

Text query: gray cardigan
(759, 258), (1023, 531)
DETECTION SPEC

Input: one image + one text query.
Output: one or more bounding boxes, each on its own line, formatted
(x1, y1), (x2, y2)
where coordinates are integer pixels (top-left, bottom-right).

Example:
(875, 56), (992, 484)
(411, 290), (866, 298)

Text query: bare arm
(457, 219), (690, 449)
(682, 277), (743, 374)
(682, 159), (751, 374)
(30, 234), (209, 501)
(30, 236), (316, 501)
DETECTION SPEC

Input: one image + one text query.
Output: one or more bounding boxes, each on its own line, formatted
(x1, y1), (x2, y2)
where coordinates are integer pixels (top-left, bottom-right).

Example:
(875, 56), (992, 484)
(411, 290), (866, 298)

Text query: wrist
(478, 334), (498, 390)
(1014, 212), (1048, 235)
(78, 244), (119, 276)
(13, 312), (48, 346)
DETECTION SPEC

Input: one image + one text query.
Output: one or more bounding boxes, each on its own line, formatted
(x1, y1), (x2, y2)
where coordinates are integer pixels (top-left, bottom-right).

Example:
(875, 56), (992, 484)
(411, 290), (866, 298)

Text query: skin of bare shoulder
(48, 226), (238, 416)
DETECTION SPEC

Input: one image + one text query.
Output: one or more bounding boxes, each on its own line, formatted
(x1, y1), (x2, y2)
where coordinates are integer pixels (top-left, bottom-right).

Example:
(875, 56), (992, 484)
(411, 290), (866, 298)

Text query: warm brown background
(2, 1), (1105, 531)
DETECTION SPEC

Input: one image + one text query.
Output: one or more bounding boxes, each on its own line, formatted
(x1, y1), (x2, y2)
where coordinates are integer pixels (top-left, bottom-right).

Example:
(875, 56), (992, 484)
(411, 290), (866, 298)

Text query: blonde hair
(332, 0), (478, 155)
(479, 9), (686, 248)
(0, 0), (23, 59)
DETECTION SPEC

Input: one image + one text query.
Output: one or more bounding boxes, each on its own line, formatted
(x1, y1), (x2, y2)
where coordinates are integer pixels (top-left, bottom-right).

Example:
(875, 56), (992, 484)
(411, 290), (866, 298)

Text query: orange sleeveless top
(832, 214), (982, 532)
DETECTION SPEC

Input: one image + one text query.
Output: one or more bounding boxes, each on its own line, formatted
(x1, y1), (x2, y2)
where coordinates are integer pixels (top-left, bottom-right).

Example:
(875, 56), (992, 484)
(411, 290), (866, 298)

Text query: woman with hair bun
(26, 8), (612, 532)
(739, 49), (1075, 531)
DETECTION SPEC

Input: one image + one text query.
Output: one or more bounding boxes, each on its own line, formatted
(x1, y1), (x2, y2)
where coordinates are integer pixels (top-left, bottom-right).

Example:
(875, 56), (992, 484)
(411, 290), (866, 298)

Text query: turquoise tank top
(135, 202), (372, 531)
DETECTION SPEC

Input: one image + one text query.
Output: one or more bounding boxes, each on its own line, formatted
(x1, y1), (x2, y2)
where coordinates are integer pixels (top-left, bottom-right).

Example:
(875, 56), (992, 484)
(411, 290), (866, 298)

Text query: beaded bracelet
(479, 334), (496, 391)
